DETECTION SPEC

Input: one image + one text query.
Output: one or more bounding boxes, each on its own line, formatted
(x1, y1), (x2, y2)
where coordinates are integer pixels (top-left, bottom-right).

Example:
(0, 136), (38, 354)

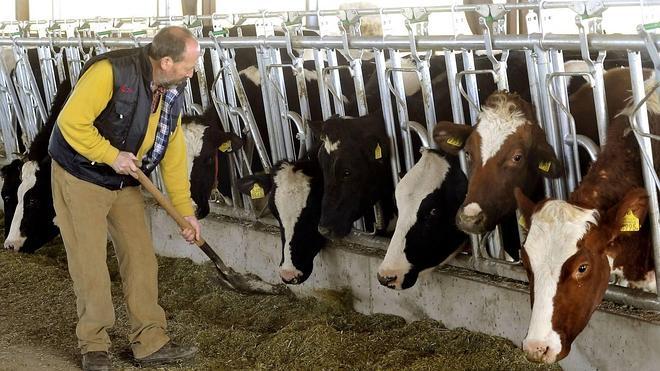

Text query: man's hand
(182, 215), (201, 244)
(111, 151), (139, 178)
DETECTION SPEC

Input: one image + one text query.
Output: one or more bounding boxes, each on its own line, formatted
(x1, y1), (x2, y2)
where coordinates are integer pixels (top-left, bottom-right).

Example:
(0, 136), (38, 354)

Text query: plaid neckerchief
(142, 86), (180, 172)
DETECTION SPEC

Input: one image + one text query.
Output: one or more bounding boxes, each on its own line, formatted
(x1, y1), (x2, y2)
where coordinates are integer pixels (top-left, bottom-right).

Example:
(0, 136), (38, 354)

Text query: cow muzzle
(3, 235), (26, 252)
(456, 203), (488, 234)
(279, 267), (304, 285)
(522, 339), (558, 364)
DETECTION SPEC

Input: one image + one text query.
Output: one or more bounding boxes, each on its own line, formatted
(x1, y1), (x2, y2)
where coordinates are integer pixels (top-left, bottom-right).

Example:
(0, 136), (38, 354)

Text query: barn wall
(149, 204), (660, 371)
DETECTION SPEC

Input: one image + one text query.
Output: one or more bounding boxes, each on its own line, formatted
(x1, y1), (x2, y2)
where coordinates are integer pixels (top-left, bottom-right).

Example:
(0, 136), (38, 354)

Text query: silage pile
(0, 217), (560, 370)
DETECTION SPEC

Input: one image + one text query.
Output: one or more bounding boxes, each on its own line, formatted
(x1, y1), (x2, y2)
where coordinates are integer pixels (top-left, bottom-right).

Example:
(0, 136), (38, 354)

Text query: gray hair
(148, 26), (196, 62)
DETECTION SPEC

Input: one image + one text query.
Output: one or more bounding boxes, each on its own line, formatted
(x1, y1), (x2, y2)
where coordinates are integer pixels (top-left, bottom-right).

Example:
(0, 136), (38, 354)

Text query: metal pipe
(5, 34), (660, 52)
(374, 48), (402, 188)
(627, 51), (660, 296)
(564, 134), (599, 162)
(403, 121), (430, 149)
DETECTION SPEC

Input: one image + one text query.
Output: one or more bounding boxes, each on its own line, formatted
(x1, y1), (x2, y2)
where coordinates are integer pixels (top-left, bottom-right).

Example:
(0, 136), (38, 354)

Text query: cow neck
(568, 117), (643, 212)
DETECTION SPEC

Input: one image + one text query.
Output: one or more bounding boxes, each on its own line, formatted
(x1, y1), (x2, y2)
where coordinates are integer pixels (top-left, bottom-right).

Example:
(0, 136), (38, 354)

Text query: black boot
(82, 351), (112, 371)
(135, 341), (198, 366)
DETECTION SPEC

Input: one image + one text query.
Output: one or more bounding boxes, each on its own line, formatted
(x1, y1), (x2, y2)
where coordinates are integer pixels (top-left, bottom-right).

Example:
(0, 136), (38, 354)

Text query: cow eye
(577, 263), (589, 274)
(343, 169), (351, 178)
(513, 154), (523, 162)
(464, 151), (471, 162)
(429, 208), (438, 216)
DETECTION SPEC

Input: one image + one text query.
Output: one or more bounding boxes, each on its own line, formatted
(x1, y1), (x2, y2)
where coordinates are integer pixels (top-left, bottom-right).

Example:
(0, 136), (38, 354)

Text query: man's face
(160, 40), (200, 88)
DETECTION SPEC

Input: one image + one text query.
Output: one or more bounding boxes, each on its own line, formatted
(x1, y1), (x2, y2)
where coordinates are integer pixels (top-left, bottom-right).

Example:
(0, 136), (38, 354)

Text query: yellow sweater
(57, 60), (194, 217)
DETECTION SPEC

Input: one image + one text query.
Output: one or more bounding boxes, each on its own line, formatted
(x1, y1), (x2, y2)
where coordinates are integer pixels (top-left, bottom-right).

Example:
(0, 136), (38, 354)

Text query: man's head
(149, 26), (200, 88)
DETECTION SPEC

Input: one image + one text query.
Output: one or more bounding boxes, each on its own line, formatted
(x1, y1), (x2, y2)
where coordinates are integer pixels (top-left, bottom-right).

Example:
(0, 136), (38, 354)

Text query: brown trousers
(51, 161), (169, 358)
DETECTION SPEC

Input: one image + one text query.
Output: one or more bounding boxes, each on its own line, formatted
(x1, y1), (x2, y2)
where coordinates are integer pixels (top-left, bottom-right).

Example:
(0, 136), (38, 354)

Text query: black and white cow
(377, 149), (468, 289)
(237, 156), (326, 284)
(2, 79), (71, 252)
(1, 102), (242, 252)
(182, 107), (244, 219)
(309, 112), (395, 239)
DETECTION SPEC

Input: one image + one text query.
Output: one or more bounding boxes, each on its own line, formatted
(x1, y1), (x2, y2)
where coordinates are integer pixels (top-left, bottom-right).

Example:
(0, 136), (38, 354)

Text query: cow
(236, 156), (326, 284)
(181, 107), (244, 219)
(2, 79), (72, 253)
(309, 111), (396, 239)
(377, 148), (469, 289)
(513, 79), (659, 364)
(1, 101), (242, 252)
(432, 68), (647, 251)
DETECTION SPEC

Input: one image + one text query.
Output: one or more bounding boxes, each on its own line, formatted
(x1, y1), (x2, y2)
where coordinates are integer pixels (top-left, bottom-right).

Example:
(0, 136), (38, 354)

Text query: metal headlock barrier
(1, 0), (660, 310)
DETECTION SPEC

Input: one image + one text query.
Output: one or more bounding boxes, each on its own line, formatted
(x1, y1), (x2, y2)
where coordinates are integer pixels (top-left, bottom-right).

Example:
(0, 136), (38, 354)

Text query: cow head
(309, 112), (390, 239)
(182, 109), (244, 219)
(377, 150), (468, 289)
(515, 187), (649, 363)
(434, 91), (562, 235)
(1, 159), (23, 238)
(237, 160), (326, 284)
(4, 158), (59, 253)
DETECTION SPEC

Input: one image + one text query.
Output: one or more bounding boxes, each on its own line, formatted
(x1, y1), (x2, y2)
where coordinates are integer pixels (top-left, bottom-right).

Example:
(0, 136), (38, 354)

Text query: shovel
(135, 168), (287, 295)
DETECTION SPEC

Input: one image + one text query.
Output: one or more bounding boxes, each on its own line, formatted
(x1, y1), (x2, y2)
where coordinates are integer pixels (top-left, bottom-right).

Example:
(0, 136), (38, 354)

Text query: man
(49, 26), (202, 371)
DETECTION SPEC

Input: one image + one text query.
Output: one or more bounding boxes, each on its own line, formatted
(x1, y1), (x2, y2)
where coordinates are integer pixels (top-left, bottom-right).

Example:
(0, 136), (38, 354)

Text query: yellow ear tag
(250, 183), (265, 200)
(446, 137), (463, 147)
(218, 140), (232, 152)
(374, 143), (382, 160)
(518, 215), (527, 230)
(538, 161), (551, 173)
(621, 209), (640, 232)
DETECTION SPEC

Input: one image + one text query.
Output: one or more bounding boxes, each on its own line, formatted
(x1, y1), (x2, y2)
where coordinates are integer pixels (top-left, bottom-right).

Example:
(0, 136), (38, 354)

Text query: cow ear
(604, 187), (649, 243)
(533, 139), (563, 179)
(236, 174), (273, 200)
(514, 187), (535, 231)
(433, 121), (473, 156)
(217, 132), (244, 154)
(308, 120), (324, 139)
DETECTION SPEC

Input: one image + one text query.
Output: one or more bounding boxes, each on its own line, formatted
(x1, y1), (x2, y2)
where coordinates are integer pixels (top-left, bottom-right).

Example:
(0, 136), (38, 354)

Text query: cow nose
(279, 268), (304, 284)
(318, 225), (332, 238)
(456, 205), (487, 234)
(377, 272), (397, 288)
(523, 339), (552, 363)
(4, 239), (20, 252)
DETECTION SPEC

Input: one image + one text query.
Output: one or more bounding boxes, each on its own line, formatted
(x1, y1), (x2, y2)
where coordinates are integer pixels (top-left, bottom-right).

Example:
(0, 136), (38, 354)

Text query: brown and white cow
(433, 68), (647, 239)
(514, 78), (659, 364)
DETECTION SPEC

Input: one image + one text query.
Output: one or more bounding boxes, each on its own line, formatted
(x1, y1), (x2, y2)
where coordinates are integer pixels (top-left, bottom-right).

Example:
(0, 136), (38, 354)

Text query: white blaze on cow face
(273, 163), (312, 280)
(322, 137), (341, 154)
(379, 150), (450, 289)
(238, 65), (261, 86)
(523, 200), (598, 363)
(4, 161), (39, 251)
(476, 102), (528, 166)
(182, 121), (207, 180)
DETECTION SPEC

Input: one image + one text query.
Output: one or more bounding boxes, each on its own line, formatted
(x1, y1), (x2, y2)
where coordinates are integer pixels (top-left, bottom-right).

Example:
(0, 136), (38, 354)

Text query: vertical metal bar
(389, 50), (414, 172)
(256, 45), (284, 162)
(416, 57), (436, 145)
(445, 49), (480, 258)
(325, 49), (345, 116)
(525, 49), (553, 198)
(627, 51), (660, 296)
(534, 45), (566, 200)
(313, 48), (332, 120)
(268, 51), (296, 160)
(591, 58), (609, 146)
(350, 58), (368, 116)
(549, 49), (578, 193)
(374, 48), (402, 188)
(461, 50), (480, 125)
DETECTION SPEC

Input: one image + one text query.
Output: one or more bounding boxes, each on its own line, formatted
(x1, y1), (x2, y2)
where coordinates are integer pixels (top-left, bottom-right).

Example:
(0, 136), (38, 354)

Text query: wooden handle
(135, 168), (205, 247)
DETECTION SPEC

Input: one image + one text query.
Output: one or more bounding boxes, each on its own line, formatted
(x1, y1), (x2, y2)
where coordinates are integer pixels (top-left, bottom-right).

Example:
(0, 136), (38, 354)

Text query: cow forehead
(322, 136), (341, 154)
(525, 200), (599, 279)
(476, 103), (528, 165)
(395, 151), (449, 213)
